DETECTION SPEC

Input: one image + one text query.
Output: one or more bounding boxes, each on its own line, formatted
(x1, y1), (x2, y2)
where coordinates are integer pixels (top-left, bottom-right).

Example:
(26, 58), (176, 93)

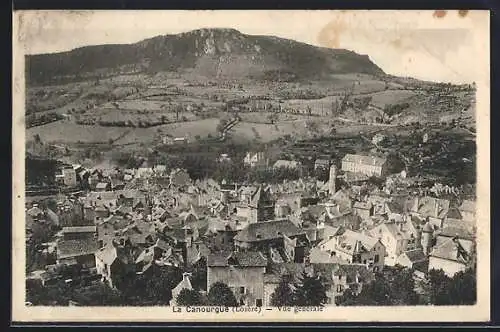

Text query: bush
(176, 288), (204, 306)
(207, 282), (238, 307)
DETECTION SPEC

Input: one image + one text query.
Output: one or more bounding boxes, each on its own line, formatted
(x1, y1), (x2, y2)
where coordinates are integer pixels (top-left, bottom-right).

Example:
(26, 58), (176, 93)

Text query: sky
(14, 10), (489, 84)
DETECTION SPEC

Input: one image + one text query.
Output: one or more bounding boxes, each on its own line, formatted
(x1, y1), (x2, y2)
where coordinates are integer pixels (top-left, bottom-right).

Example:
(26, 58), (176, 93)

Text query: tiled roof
(446, 207), (463, 220)
(409, 196), (450, 219)
(309, 247), (349, 264)
(381, 222), (414, 240)
(430, 238), (471, 264)
(96, 182), (109, 189)
(233, 219), (304, 242)
(207, 251), (268, 267)
(342, 154), (387, 167)
(385, 200), (406, 214)
(335, 230), (380, 254)
(172, 274), (193, 294)
(402, 249), (427, 263)
(57, 238), (99, 259)
(353, 201), (372, 210)
(439, 225), (475, 241)
(265, 262), (308, 284)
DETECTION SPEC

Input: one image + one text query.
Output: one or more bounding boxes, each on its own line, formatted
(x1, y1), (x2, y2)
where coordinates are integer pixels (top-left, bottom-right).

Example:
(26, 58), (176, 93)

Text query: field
(25, 64), (476, 167)
(27, 121), (130, 144)
(367, 90), (418, 108)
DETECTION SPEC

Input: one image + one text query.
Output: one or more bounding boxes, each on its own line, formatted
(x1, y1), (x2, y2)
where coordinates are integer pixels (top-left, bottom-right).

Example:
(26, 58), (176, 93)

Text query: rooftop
(207, 251), (268, 267)
(57, 238), (99, 259)
(234, 219), (304, 242)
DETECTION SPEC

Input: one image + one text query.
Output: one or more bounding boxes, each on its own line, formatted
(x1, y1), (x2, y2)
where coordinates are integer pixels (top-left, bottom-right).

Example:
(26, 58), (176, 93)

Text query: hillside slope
(26, 28), (385, 85)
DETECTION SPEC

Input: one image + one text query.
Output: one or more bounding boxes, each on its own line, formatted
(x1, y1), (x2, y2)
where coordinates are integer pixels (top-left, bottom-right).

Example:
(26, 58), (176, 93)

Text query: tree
(71, 283), (124, 306)
(351, 273), (391, 306)
(447, 268), (476, 305)
(386, 266), (419, 305)
(341, 267), (418, 306)
(293, 272), (328, 306)
(335, 288), (358, 306)
(207, 282), (238, 307)
(425, 268), (476, 305)
(26, 280), (72, 306)
(176, 288), (204, 306)
(426, 269), (452, 305)
(125, 267), (183, 305)
(270, 277), (295, 306)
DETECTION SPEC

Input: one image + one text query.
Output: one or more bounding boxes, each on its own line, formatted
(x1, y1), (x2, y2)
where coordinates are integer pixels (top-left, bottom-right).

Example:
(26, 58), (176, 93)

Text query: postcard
(12, 10), (490, 323)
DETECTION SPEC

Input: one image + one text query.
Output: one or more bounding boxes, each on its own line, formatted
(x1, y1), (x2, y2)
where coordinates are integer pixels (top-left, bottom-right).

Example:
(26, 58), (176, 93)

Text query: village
(25, 138), (477, 307)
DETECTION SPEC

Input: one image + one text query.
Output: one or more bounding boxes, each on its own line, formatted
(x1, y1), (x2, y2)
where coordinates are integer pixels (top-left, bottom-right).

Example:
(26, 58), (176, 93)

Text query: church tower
(329, 164), (337, 196)
(422, 221), (434, 255)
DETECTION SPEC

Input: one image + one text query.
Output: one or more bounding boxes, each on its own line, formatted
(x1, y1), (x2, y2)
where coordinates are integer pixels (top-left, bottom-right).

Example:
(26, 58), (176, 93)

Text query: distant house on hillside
(95, 182), (111, 192)
(341, 154), (388, 178)
(244, 151), (268, 169)
(273, 160), (302, 171)
(314, 159), (331, 171)
(55, 165), (77, 187)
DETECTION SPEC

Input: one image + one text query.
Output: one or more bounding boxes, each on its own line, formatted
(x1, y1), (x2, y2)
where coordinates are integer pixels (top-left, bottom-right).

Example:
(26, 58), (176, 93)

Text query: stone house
(428, 237), (473, 277)
(318, 230), (385, 271)
(244, 151), (269, 169)
(94, 240), (136, 289)
(368, 221), (420, 266)
(56, 238), (99, 269)
(236, 186), (275, 223)
(407, 196), (450, 229)
(170, 272), (194, 306)
(207, 251), (268, 307)
(352, 201), (374, 220)
(233, 219), (309, 263)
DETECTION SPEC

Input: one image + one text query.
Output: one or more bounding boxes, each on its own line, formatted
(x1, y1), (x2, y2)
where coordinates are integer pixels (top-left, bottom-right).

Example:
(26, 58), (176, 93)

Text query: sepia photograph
(12, 10), (490, 323)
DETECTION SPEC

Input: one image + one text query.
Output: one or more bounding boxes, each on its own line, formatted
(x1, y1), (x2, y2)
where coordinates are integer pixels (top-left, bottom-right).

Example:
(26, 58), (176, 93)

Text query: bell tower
(329, 164), (337, 196)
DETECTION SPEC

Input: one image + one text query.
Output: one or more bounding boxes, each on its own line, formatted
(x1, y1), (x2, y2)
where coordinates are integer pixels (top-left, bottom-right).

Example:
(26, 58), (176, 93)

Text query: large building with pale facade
(341, 154), (388, 178)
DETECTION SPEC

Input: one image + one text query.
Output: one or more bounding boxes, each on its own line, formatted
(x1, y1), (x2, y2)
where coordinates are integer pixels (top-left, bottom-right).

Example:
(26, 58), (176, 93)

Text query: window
(239, 299), (245, 306)
(363, 259), (367, 264)
(337, 285), (344, 293)
(256, 299), (263, 307)
(374, 254), (380, 263)
(240, 286), (245, 294)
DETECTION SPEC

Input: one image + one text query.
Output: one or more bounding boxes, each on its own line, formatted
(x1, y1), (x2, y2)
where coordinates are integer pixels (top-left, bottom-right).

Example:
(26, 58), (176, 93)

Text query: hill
(26, 28), (385, 85)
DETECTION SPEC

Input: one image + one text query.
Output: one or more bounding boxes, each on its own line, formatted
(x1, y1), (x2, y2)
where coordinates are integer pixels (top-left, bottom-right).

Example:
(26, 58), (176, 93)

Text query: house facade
(244, 152), (268, 169)
(368, 221), (420, 266)
(319, 230), (385, 271)
(207, 251), (267, 307)
(341, 154), (388, 178)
